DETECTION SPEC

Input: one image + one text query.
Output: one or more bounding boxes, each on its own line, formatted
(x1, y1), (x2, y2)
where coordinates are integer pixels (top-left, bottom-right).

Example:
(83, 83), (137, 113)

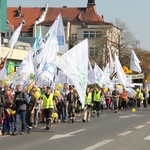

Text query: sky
(7, 0), (150, 50)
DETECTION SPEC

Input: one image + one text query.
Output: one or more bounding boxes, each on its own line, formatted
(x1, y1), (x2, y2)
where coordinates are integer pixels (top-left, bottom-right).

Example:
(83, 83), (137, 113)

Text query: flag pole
(9, 47), (14, 59)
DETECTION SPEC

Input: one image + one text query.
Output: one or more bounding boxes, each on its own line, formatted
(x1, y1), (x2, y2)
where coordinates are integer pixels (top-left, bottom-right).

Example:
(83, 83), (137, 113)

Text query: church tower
(87, 0), (95, 5)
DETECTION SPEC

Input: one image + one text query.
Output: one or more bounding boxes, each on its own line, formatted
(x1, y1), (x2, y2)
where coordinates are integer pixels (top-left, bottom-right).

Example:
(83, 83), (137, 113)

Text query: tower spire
(87, 0), (95, 5)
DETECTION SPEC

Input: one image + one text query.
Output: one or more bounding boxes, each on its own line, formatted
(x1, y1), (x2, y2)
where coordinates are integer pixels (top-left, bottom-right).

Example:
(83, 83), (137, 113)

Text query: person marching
(40, 85), (47, 123)
(54, 92), (64, 123)
(134, 88), (142, 108)
(26, 88), (36, 133)
(120, 88), (128, 111)
(104, 88), (112, 112)
(12, 84), (28, 135)
(41, 86), (57, 130)
(92, 87), (103, 117)
(112, 85), (120, 113)
(1, 88), (14, 135)
(82, 87), (93, 123)
(60, 83), (69, 122)
(67, 86), (77, 123)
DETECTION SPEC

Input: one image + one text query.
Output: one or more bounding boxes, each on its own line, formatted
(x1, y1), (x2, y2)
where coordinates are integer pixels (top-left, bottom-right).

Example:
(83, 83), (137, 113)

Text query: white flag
(130, 50), (142, 73)
(34, 14), (64, 67)
(126, 88), (135, 98)
(100, 63), (110, 86)
(94, 63), (103, 87)
(12, 50), (35, 88)
(54, 14), (66, 53)
(0, 64), (7, 81)
(32, 25), (42, 52)
(55, 71), (73, 86)
(37, 32), (59, 83)
(88, 60), (95, 85)
(115, 54), (126, 87)
(9, 21), (23, 49)
(35, 68), (52, 88)
(0, 54), (8, 81)
(54, 39), (89, 108)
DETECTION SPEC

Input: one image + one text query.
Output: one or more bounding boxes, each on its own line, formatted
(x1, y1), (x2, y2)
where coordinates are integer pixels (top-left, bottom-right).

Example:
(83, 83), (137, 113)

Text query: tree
(114, 18), (140, 66)
(89, 18), (140, 69)
(135, 48), (150, 77)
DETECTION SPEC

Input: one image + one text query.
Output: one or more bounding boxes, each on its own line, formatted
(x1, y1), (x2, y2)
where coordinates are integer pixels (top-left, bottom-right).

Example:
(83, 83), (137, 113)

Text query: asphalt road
(1, 107), (150, 150)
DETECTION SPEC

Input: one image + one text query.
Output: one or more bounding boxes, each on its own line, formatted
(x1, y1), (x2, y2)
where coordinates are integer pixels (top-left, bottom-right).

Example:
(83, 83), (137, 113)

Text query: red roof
(7, 7), (45, 32)
(40, 5), (108, 26)
(7, 5), (112, 32)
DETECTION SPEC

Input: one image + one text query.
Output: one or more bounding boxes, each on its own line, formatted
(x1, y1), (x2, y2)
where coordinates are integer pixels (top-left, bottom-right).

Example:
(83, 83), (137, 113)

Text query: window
(89, 47), (98, 57)
(83, 31), (89, 38)
(71, 34), (77, 40)
(22, 20), (26, 25)
(90, 31), (95, 38)
(83, 31), (101, 38)
(96, 31), (102, 37)
(7, 32), (9, 37)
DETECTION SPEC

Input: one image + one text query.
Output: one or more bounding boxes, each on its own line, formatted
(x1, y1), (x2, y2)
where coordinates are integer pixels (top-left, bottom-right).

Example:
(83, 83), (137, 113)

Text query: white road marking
(66, 129), (86, 135)
(49, 129), (86, 140)
(49, 134), (74, 140)
(130, 114), (143, 117)
(144, 135), (150, 140)
(119, 114), (143, 119)
(118, 131), (132, 136)
(40, 124), (57, 129)
(146, 121), (150, 124)
(119, 116), (131, 119)
(83, 139), (114, 150)
(134, 125), (145, 129)
(0, 135), (9, 139)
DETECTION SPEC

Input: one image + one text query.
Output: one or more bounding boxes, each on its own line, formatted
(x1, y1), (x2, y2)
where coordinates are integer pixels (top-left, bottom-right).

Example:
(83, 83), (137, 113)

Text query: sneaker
(47, 126), (50, 130)
(2, 132), (6, 135)
(20, 132), (25, 135)
(72, 119), (75, 123)
(28, 126), (32, 129)
(12, 132), (18, 136)
(45, 126), (50, 130)
(82, 119), (85, 123)
(91, 114), (95, 117)
(33, 125), (37, 128)
(27, 129), (31, 134)
(114, 110), (118, 113)
(68, 119), (72, 123)
(7, 131), (12, 135)
(57, 120), (61, 124)
(63, 119), (67, 123)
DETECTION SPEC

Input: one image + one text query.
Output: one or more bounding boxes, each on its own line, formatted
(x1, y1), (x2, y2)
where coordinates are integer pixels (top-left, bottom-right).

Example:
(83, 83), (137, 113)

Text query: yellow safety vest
(135, 91), (141, 98)
(42, 93), (54, 109)
(94, 91), (101, 102)
(85, 92), (92, 105)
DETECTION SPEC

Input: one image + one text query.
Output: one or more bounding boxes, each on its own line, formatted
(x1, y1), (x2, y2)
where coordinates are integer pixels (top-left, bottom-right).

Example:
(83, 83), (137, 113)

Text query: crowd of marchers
(0, 83), (149, 136)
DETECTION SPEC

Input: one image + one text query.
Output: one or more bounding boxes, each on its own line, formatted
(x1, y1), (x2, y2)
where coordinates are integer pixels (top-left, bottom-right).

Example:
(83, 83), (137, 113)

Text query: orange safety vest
(121, 91), (128, 100)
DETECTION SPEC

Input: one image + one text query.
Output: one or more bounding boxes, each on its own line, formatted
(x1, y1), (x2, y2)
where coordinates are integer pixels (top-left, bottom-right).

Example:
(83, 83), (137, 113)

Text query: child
(1, 90), (13, 135)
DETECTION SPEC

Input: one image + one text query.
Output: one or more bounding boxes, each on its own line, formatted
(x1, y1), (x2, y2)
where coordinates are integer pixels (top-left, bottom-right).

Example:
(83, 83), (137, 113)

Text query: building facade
(2, 0), (121, 70)
(0, 0), (7, 33)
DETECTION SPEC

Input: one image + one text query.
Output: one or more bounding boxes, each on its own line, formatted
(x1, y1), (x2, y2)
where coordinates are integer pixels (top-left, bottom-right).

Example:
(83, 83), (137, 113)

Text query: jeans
(34, 109), (39, 126)
(14, 110), (26, 133)
(2, 116), (12, 133)
(113, 99), (119, 110)
(83, 105), (92, 121)
(43, 108), (53, 127)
